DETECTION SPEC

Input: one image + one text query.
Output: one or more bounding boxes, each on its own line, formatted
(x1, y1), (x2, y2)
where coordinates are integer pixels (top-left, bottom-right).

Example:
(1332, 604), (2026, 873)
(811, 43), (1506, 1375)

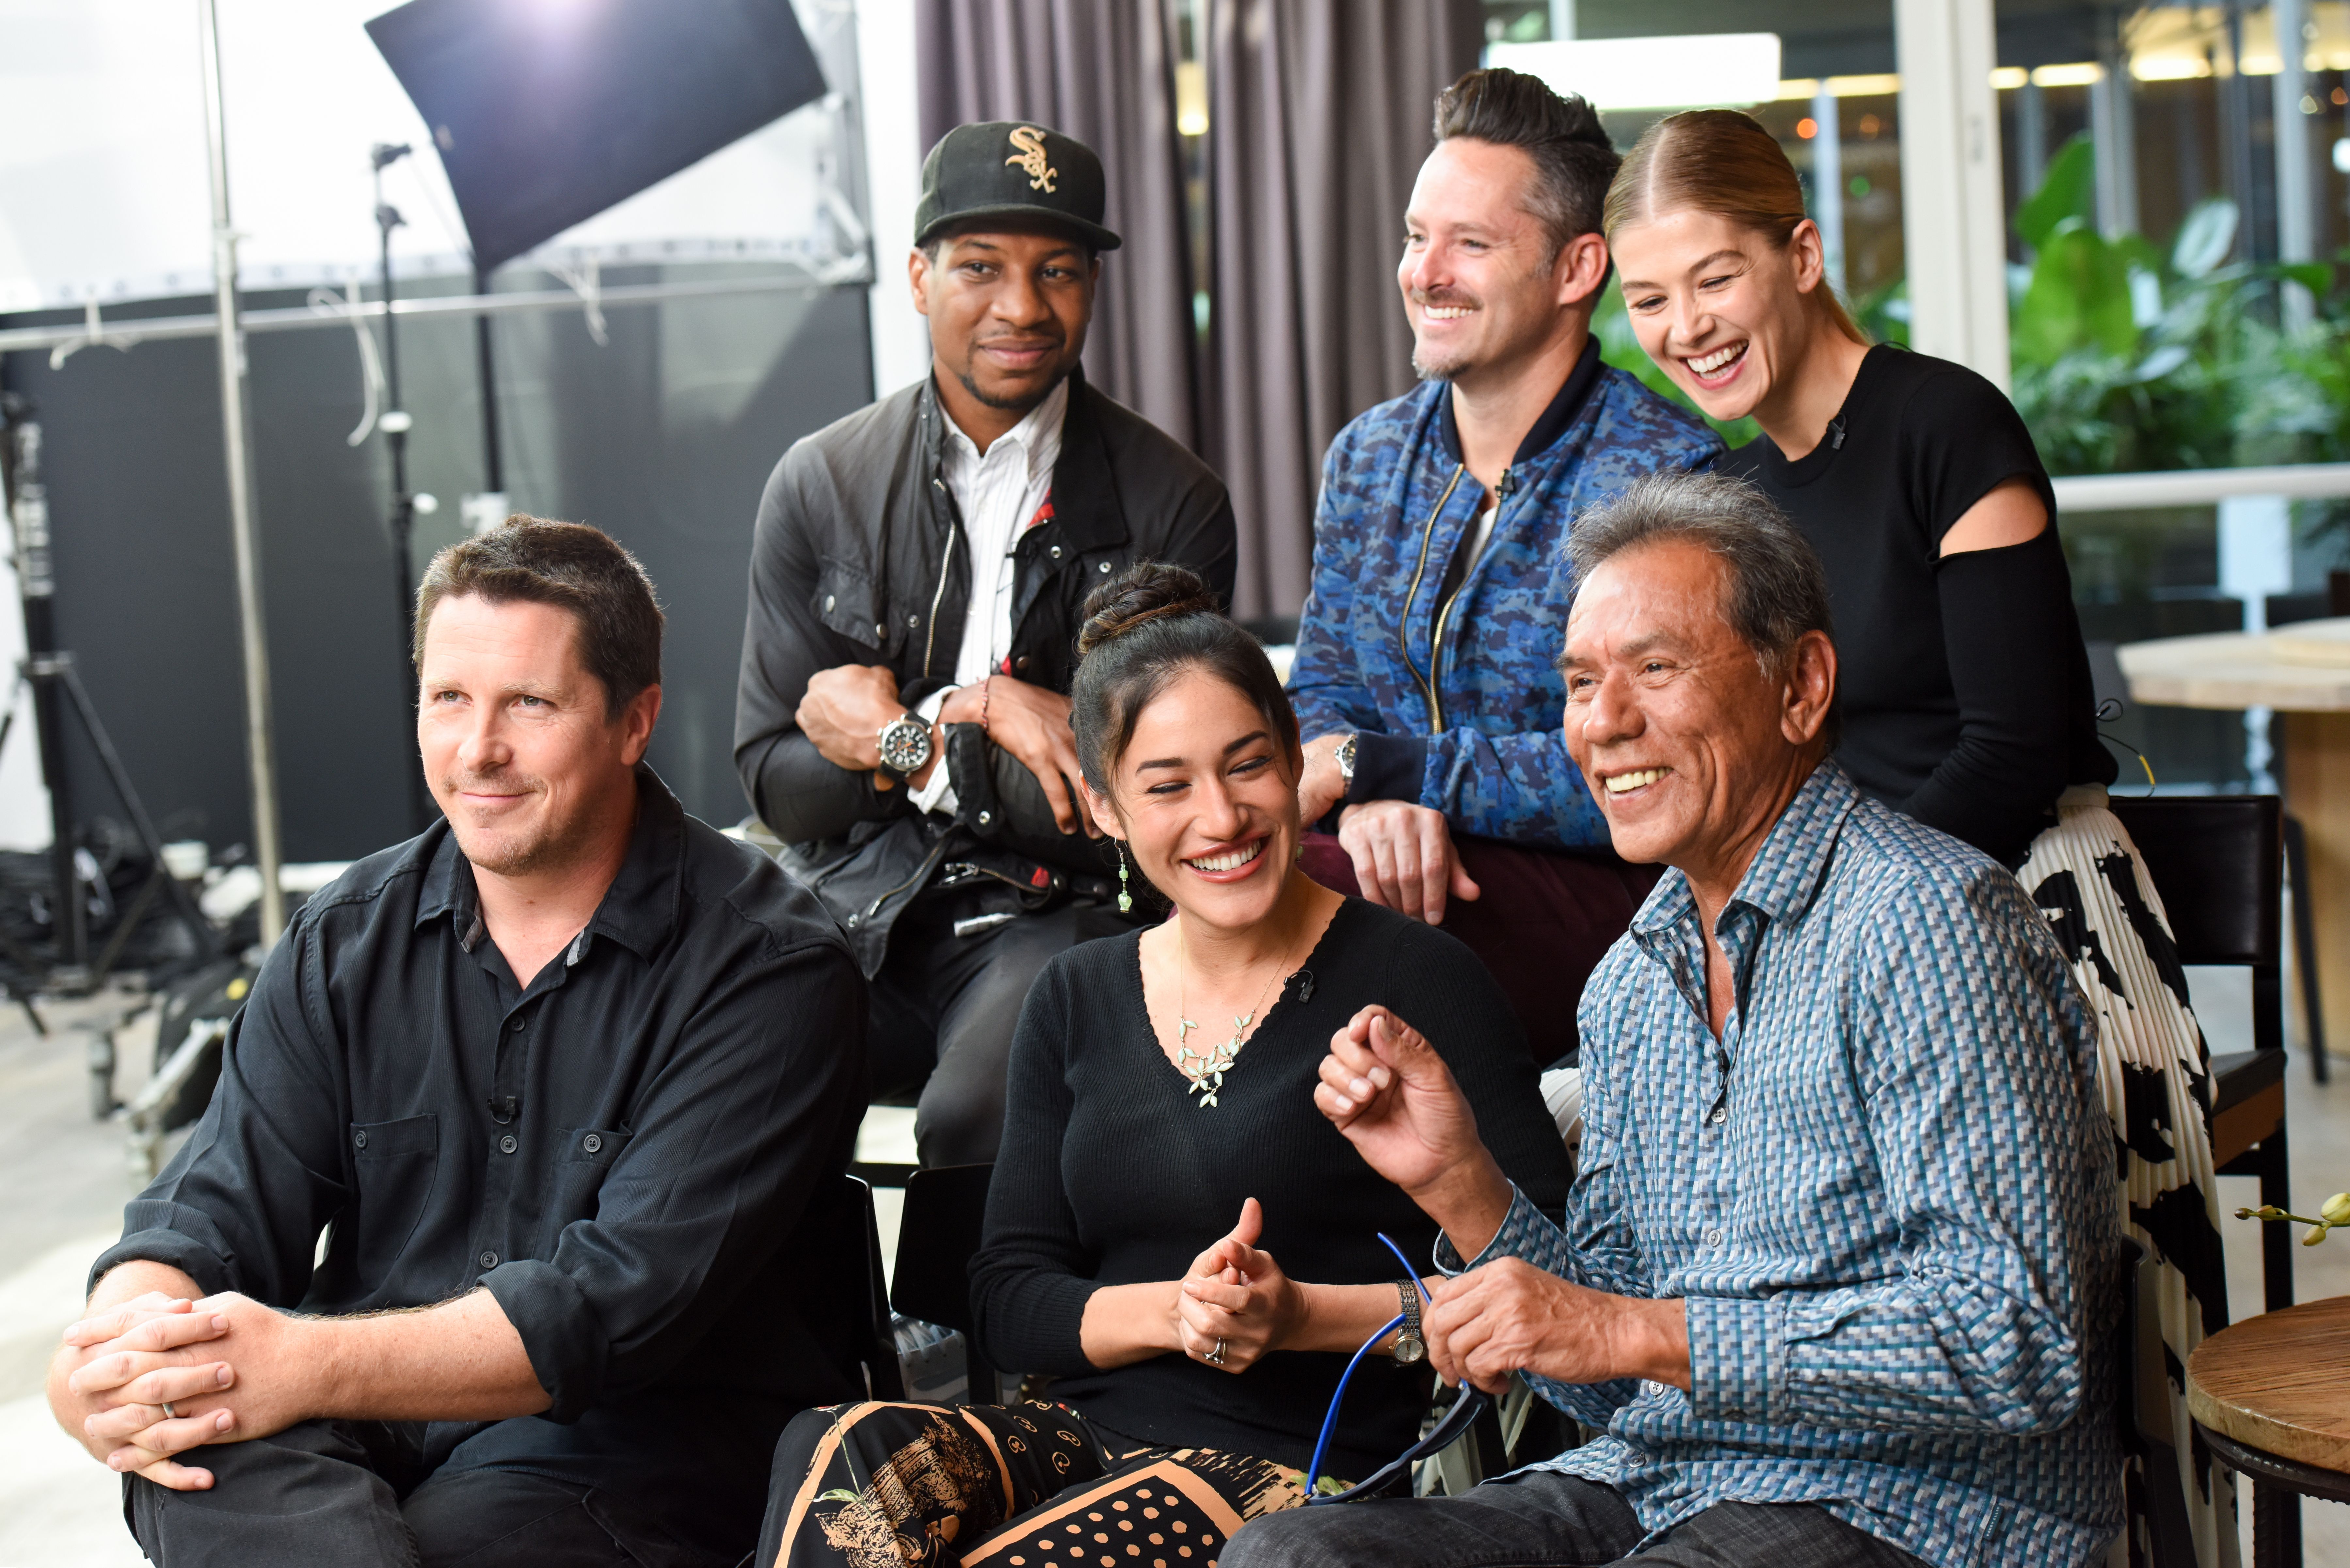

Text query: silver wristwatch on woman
(1335, 732), (1358, 787)
(1393, 1278), (1425, 1364)
(875, 710), (934, 783)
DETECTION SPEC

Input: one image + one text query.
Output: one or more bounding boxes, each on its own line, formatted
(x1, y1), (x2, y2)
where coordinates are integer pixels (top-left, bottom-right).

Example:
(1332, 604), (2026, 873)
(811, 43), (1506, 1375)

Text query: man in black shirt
(46, 519), (867, 1568)
(734, 121), (1234, 1165)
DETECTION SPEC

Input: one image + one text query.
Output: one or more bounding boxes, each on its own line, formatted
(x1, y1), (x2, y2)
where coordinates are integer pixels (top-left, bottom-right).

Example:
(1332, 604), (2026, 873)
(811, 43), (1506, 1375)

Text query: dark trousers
(867, 895), (1134, 1166)
(1300, 833), (1660, 1065)
(126, 1419), (718, 1568)
(1222, 1468), (1929, 1568)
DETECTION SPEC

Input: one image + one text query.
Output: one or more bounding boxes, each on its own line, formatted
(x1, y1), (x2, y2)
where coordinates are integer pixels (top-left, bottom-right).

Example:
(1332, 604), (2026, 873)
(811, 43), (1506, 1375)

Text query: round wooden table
(2118, 618), (2350, 1049)
(2186, 1294), (2350, 1506)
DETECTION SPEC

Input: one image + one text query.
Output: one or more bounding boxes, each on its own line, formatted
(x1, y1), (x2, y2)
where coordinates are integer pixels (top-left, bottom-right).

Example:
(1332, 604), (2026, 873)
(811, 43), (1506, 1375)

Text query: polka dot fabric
(762, 1400), (1318, 1568)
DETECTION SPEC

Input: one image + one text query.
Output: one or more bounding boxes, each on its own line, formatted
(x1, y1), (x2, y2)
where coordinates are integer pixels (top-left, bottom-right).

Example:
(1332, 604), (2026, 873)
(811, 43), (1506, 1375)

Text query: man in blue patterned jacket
(1242, 474), (2120, 1568)
(1290, 69), (1720, 1062)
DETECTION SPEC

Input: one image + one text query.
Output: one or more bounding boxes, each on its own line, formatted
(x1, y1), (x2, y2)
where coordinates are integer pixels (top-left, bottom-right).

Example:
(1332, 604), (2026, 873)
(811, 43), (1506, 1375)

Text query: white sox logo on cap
(1006, 125), (1057, 193)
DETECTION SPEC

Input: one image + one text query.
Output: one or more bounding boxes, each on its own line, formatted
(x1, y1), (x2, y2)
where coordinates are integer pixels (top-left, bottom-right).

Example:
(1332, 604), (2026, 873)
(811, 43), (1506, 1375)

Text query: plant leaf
(2015, 133), (2098, 251)
(2276, 261), (2335, 297)
(2172, 199), (2240, 279)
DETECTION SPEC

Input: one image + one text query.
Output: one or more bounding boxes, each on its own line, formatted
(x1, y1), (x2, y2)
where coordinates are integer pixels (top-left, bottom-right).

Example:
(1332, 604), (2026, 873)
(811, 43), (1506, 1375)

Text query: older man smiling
(1233, 471), (2122, 1568)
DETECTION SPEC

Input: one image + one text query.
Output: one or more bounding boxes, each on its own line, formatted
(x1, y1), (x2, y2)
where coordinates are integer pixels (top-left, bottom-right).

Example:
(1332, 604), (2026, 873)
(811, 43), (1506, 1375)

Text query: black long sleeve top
(970, 898), (1574, 1482)
(1720, 344), (2114, 865)
(91, 769), (868, 1559)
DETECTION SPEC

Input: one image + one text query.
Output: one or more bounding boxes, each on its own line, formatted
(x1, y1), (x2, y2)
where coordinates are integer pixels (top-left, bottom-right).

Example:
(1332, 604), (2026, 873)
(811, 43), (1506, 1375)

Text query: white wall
(855, 0), (931, 398)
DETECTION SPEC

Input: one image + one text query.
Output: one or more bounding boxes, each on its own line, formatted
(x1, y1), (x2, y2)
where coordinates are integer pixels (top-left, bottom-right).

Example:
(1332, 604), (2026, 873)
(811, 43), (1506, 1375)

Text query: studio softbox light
(365, 0), (828, 273)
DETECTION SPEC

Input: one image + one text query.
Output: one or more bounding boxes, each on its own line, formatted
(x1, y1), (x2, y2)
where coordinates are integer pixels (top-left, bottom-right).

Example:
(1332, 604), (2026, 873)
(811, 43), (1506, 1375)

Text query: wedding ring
(161, 1401), (177, 1419)
(1205, 1339), (1226, 1366)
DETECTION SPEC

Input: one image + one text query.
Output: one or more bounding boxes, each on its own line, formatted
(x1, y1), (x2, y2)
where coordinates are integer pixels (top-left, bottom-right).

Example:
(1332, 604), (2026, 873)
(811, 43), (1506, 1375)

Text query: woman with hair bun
(1601, 109), (2229, 1563)
(756, 562), (1570, 1568)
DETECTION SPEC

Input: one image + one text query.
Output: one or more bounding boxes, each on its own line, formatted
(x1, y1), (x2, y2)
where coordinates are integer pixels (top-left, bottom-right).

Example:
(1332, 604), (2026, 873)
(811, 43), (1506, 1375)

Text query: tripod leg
(88, 866), (164, 985)
(58, 666), (220, 959)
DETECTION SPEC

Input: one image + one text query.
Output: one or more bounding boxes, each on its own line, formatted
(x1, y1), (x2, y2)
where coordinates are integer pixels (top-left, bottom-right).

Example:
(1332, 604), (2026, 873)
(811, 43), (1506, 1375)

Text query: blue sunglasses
(1301, 1233), (1494, 1504)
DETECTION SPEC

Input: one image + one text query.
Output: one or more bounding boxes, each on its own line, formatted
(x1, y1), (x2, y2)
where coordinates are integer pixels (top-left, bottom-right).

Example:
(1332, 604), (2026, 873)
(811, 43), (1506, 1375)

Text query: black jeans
(125, 1419), (719, 1568)
(868, 895), (1133, 1166)
(1222, 1469), (1929, 1568)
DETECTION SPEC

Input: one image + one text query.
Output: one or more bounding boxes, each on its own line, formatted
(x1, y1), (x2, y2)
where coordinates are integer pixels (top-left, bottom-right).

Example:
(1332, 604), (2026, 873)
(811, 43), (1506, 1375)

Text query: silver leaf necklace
(1173, 917), (1305, 1109)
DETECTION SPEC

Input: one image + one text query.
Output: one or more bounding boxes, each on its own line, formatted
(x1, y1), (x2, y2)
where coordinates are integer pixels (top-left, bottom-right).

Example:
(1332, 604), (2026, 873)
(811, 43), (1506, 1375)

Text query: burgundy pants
(1300, 832), (1660, 1066)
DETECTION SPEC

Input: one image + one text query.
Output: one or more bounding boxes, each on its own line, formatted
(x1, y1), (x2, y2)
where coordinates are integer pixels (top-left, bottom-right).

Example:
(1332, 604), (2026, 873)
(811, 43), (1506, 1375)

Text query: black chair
(888, 1162), (998, 1401)
(821, 1172), (904, 1401)
(2104, 795), (2298, 1566)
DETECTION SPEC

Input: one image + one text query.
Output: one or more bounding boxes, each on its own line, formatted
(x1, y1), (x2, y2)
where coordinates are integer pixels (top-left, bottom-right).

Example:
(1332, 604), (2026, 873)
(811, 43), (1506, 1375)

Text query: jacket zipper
(859, 829), (958, 926)
(922, 479), (959, 678)
(1398, 465), (1468, 735)
(1424, 468), (1515, 734)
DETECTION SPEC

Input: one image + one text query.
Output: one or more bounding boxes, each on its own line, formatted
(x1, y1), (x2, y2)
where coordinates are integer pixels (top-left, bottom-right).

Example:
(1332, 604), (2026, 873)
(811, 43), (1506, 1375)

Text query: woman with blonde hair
(1601, 108), (2231, 1565)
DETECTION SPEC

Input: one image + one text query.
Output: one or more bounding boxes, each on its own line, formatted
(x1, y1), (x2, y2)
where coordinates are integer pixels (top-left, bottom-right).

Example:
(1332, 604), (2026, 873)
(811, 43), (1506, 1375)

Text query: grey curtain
(915, 0), (1199, 451)
(1204, 0), (1482, 619)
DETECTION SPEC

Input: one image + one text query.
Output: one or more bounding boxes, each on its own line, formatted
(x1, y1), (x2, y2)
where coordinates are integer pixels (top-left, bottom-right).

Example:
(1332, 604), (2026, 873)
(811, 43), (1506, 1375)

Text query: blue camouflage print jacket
(1288, 341), (1721, 847)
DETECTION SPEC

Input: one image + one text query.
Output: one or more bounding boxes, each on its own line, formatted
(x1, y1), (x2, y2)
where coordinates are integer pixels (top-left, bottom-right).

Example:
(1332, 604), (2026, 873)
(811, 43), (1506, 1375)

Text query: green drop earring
(1116, 842), (1133, 913)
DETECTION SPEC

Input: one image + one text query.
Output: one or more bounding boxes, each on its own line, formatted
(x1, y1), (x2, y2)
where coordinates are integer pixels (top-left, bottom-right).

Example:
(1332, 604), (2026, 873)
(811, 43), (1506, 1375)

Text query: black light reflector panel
(365, 0), (828, 272)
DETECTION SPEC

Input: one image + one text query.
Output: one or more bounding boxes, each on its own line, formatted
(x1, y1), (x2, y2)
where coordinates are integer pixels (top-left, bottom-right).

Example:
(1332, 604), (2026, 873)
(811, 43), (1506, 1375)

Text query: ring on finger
(1204, 1338), (1226, 1366)
(161, 1401), (176, 1419)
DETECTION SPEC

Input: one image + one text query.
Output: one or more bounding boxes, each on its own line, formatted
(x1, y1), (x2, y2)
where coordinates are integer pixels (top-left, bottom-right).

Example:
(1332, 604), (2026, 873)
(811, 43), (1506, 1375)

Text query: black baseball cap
(912, 120), (1122, 252)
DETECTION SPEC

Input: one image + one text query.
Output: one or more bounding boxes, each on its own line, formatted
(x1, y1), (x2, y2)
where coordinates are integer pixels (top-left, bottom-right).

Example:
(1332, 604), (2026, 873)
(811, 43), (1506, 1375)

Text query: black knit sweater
(970, 897), (1574, 1481)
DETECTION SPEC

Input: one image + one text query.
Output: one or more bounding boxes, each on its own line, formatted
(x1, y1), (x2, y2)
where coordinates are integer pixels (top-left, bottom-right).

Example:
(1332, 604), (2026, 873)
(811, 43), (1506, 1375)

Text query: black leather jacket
(733, 370), (1237, 974)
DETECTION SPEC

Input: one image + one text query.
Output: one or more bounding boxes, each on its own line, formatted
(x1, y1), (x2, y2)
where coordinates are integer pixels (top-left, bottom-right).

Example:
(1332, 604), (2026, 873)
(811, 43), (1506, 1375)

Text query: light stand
(0, 394), (218, 1004)
(198, 0), (286, 943)
(372, 141), (432, 833)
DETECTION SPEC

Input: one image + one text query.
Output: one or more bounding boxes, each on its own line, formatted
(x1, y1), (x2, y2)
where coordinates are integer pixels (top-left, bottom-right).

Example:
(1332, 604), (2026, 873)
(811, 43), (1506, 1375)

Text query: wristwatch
(875, 710), (934, 783)
(1334, 733), (1358, 787)
(1394, 1279), (1425, 1364)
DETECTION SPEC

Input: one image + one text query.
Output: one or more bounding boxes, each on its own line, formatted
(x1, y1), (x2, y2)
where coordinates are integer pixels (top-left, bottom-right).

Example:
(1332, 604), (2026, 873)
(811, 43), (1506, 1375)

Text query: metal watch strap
(1394, 1279), (1425, 1364)
(1335, 732), (1358, 785)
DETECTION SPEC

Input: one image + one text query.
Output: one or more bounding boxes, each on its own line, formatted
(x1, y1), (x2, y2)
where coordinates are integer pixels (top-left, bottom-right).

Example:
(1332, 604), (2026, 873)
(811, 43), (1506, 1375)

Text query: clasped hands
(1314, 1004), (1690, 1395)
(796, 664), (1095, 836)
(1170, 1196), (1304, 1374)
(50, 1287), (309, 1492)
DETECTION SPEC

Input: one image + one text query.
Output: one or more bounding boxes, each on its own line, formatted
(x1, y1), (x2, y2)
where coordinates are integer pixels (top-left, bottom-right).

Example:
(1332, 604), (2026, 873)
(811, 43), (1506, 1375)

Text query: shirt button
(1703, 1227), (1725, 1248)
(875, 622), (887, 639)
(499, 1134), (518, 1155)
(353, 1129), (369, 1150)
(479, 1250), (499, 1270)
(1708, 1105), (1728, 1125)
(907, 612), (920, 627)
(1098, 561), (1112, 573)
(824, 594), (836, 612)
(582, 1132), (603, 1154)
(1049, 544), (1063, 559)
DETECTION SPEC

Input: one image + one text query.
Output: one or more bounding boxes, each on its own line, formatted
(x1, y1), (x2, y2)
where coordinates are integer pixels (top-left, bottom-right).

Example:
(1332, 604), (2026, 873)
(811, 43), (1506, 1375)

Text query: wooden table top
(2185, 1294), (2350, 1473)
(2118, 617), (2350, 711)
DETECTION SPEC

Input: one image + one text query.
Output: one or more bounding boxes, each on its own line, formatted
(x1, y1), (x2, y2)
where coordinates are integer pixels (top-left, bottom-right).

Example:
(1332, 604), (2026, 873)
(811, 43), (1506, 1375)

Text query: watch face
(878, 716), (932, 776)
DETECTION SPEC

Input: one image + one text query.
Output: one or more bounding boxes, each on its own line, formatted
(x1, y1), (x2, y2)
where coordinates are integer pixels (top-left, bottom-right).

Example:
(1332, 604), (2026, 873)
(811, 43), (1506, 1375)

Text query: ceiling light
(1487, 36), (1783, 113)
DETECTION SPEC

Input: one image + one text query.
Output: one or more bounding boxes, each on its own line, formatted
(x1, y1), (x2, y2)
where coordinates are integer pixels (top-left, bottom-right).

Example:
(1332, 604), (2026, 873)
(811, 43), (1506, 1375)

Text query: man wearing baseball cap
(736, 122), (1237, 1166)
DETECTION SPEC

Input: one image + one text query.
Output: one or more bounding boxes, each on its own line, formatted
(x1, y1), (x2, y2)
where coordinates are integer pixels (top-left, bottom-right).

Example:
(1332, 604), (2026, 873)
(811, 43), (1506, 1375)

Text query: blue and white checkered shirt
(1445, 761), (2122, 1567)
